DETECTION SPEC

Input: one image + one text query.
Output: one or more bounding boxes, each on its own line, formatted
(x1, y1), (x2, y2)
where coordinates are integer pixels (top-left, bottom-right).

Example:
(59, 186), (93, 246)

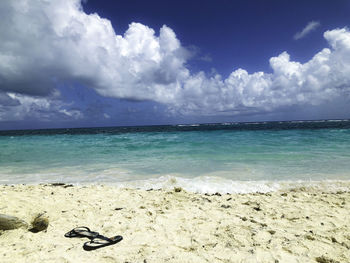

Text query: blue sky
(84, 0), (348, 74)
(0, 0), (350, 130)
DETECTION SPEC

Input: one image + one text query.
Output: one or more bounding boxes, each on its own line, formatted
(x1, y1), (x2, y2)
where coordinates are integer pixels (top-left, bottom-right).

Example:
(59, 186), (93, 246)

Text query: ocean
(1, 120), (350, 193)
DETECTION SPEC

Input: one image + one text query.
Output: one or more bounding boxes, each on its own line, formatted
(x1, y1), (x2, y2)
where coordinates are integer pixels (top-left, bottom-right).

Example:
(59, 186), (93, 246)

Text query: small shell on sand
(29, 212), (49, 233)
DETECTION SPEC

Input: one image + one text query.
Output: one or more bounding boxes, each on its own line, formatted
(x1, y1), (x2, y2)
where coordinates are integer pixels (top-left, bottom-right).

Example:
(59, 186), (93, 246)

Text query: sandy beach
(0, 184), (350, 263)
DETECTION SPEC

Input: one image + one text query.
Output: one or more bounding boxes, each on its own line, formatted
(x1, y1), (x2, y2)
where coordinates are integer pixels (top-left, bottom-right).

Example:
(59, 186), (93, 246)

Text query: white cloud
(0, 0), (350, 121)
(0, 0), (188, 101)
(294, 21), (321, 40)
(0, 92), (83, 122)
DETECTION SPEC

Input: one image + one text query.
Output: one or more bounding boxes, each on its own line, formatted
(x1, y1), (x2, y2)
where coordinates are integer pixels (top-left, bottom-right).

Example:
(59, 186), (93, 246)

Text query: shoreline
(1, 184), (349, 262)
(1, 177), (350, 194)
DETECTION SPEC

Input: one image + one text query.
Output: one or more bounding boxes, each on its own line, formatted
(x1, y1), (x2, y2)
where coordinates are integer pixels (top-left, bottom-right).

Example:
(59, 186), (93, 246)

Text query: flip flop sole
(83, 235), (123, 251)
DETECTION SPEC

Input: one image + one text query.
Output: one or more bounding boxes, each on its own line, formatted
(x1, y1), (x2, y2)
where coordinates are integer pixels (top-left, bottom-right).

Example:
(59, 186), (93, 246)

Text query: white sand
(0, 184), (350, 263)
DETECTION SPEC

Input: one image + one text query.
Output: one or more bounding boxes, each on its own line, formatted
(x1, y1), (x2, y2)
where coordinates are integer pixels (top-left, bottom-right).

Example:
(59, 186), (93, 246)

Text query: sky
(0, 0), (350, 130)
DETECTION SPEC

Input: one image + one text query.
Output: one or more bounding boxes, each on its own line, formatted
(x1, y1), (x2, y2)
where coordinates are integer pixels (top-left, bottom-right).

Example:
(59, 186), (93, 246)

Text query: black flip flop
(83, 235), (123, 251)
(64, 226), (99, 239)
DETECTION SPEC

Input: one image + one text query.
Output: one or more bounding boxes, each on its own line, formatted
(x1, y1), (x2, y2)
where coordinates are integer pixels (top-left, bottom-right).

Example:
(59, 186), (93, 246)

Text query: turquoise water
(1, 121), (350, 192)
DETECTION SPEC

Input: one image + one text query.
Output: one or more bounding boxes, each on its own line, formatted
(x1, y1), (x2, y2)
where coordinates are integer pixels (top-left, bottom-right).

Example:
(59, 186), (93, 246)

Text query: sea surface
(1, 120), (350, 193)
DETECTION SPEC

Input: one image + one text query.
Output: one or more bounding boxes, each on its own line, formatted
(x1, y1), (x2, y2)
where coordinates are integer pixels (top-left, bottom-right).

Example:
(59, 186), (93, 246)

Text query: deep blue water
(1, 120), (350, 193)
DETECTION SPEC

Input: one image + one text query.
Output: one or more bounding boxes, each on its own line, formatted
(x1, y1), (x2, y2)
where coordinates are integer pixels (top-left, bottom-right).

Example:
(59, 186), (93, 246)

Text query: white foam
(1, 168), (350, 194)
(113, 175), (350, 194)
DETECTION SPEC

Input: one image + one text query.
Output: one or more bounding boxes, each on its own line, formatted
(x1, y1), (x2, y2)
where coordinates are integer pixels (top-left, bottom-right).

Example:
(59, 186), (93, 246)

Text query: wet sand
(0, 184), (350, 263)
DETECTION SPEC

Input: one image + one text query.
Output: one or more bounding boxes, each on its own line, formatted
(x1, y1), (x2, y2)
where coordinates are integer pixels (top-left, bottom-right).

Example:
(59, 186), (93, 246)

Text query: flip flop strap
(64, 226), (97, 238)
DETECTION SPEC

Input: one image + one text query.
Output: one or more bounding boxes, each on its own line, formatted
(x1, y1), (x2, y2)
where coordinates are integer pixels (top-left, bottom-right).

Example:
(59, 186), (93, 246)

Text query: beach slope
(0, 184), (349, 262)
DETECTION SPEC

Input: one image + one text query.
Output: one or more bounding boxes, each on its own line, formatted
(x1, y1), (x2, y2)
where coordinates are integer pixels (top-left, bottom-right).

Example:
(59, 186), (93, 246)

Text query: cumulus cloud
(173, 31), (350, 116)
(0, 0), (350, 122)
(294, 21), (321, 40)
(0, 0), (190, 106)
